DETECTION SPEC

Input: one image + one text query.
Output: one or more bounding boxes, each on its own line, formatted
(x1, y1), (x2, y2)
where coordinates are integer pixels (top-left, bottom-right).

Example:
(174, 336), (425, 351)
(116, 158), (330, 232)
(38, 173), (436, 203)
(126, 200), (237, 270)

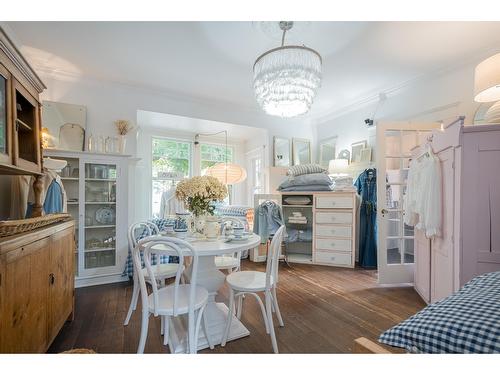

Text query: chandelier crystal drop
(253, 21), (322, 118)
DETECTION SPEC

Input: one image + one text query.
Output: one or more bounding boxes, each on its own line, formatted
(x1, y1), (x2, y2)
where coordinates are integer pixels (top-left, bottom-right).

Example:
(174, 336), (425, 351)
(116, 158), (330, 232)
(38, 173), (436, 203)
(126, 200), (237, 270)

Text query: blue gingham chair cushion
(122, 218), (178, 277)
(379, 271), (500, 353)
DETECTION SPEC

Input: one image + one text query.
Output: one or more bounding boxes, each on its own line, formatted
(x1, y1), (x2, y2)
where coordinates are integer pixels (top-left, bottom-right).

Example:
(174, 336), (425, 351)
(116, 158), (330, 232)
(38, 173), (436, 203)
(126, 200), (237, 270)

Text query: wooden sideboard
(0, 220), (75, 353)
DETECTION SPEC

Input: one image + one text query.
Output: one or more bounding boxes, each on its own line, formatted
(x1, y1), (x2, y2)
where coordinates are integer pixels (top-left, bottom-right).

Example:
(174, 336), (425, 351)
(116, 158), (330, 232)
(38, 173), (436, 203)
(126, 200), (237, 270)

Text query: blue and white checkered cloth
(379, 271), (500, 353)
(122, 218), (178, 277)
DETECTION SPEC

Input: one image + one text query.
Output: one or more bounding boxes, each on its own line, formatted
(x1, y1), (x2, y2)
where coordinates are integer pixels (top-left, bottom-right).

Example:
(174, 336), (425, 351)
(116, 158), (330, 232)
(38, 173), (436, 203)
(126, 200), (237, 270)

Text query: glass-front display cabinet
(44, 149), (130, 287)
(0, 28), (45, 176)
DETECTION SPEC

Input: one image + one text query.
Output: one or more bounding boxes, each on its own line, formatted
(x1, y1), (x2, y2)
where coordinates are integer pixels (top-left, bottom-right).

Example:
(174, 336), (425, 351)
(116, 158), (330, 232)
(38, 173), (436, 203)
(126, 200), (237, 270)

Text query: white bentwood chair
(221, 225), (285, 353)
(134, 237), (213, 353)
(215, 217), (245, 273)
(124, 221), (183, 326)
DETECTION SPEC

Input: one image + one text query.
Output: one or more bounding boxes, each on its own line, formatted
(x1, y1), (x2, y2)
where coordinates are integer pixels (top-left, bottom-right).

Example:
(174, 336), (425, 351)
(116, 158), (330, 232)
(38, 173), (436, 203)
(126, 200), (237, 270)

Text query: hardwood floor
(48, 260), (425, 353)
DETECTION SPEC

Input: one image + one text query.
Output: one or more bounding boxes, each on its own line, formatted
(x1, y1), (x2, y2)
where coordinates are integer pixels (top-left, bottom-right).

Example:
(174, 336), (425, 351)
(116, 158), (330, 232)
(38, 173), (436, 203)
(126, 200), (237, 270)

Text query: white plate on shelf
(95, 207), (115, 225)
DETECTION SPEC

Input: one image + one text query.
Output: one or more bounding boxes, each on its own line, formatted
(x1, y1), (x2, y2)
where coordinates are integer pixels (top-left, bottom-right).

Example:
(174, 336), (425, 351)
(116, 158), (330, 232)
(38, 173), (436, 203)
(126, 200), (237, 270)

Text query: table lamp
(474, 52), (500, 124)
(328, 158), (349, 177)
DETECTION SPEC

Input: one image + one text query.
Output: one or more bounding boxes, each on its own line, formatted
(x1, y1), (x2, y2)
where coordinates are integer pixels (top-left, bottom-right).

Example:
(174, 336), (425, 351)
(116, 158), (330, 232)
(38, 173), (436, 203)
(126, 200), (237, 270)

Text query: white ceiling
(6, 21), (500, 120)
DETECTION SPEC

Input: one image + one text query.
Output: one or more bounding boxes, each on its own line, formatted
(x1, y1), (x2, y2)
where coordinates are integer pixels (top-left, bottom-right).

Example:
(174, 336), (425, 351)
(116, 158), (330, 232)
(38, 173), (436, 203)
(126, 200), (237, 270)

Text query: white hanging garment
(403, 144), (442, 238)
(159, 185), (186, 218)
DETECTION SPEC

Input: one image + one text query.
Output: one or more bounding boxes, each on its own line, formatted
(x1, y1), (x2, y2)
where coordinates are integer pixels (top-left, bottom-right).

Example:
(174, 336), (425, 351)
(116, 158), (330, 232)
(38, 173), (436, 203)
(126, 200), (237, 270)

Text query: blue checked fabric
(379, 271), (500, 353)
(122, 218), (178, 277)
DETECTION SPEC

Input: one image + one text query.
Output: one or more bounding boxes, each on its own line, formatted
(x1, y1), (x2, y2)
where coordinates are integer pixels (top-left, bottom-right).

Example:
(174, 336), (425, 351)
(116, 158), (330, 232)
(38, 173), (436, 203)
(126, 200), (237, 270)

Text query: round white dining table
(151, 233), (261, 353)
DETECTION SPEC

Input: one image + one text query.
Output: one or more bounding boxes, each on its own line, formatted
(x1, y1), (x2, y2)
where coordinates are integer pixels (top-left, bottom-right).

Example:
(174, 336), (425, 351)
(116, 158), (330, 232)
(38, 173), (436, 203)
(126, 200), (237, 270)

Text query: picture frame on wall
(359, 147), (372, 163)
(292, 138), (312, 165)
(318, 136), (337, 168)
(273, 136), (291, 167)
(351, 140), (367, 163)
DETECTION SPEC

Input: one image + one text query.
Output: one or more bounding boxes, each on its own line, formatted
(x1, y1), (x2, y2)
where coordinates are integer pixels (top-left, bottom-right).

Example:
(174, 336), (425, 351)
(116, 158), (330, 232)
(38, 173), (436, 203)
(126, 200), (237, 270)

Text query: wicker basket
(0, 213), (71, 237)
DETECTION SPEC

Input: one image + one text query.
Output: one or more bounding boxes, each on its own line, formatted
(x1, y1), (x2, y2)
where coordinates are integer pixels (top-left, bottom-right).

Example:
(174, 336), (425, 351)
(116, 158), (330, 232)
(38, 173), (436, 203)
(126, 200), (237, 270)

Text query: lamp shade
(474, 52), (500, 103)
(206, 163), (247, 185)
(328, 159), (348, 174)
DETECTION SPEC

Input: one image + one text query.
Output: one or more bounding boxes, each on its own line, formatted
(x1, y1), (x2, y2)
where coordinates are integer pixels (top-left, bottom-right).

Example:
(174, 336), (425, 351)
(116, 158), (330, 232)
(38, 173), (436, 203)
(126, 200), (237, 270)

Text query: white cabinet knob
(331, 242), (336, 247)
(331, 229), (336, 234)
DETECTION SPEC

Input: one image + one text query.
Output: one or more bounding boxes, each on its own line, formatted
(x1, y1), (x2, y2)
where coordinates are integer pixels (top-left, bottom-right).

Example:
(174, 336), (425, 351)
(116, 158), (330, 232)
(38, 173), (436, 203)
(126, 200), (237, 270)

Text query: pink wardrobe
(413, 117), (500, 304)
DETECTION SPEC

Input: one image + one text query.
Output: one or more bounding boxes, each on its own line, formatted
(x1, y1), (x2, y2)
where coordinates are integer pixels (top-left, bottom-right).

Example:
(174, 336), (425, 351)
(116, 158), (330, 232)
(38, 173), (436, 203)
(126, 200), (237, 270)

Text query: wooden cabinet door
(0, 62), (13, 167)
(48, 227), (75, 344)
(0, 238), (50, 353)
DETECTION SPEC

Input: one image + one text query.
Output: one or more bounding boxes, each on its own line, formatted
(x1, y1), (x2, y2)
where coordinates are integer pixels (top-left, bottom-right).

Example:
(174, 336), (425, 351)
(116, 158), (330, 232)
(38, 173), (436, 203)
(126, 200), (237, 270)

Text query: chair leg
(265, 291), (279, 354)
(163, 317), (170, 346)
(161, 316), (164, 335)
(236, 294), (243, 320)
(221, 288), (235, 347)
(124, 275), (140, 326)
(202, 305), (214, 349)
(272, 286), (284, 327)
(137, 310), (150, 354)
(249, 292), (269, 334)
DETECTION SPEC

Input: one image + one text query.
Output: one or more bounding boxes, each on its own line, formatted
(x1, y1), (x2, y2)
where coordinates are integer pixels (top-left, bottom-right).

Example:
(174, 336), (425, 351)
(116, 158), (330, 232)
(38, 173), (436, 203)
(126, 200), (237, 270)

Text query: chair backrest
(146, 220), (160, 235)
(128, 221), (160, 250)
(134, 237), (199, 318)
(265, 225), (285, 289)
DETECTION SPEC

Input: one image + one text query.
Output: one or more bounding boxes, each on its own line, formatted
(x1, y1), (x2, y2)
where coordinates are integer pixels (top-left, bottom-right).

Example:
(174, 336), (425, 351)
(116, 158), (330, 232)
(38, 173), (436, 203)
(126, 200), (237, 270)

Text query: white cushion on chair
(147, 284), (209, 315)
(141, 263), (182, 280)
(215, 256), (239, 270)
(225, 271), (274, 292)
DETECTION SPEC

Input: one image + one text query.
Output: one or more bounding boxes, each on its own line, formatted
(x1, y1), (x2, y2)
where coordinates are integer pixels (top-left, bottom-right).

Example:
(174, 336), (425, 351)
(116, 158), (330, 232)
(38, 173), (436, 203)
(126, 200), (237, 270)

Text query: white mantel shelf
(43, 148), (133, 158)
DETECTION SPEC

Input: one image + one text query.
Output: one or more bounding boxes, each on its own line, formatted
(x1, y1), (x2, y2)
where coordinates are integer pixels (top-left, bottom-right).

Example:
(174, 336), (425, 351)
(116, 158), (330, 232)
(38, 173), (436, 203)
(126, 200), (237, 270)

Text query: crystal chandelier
(253, 21), (322, 118)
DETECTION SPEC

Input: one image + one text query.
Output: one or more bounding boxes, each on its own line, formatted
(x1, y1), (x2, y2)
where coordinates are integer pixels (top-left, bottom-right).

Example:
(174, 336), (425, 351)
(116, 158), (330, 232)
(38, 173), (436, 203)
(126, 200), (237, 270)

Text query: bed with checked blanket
(379, 271), (500, 353)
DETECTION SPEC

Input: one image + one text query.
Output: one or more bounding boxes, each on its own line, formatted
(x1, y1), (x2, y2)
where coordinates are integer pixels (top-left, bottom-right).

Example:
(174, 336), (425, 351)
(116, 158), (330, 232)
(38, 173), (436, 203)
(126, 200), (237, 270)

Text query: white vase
(203, 216), (221, 240)
(118, 135), (127, 154)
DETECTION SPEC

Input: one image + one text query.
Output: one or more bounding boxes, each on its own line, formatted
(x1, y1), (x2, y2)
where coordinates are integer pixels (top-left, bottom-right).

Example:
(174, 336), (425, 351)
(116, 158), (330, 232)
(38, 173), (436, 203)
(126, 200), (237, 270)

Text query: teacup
(174, 229), (187, 239)
(233, 226), (245, 238)
(163, 224), (174, 234)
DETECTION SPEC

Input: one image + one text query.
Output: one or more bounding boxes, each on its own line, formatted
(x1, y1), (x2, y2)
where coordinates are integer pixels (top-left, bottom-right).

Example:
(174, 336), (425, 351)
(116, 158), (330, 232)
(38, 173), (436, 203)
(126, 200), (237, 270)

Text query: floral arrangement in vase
(114, 119), (134, 153)
(175, 176), (227, 217)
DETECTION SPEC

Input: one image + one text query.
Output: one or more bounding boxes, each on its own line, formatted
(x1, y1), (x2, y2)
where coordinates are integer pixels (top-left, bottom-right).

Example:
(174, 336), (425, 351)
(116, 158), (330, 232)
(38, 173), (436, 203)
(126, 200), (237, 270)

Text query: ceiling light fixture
(253, 21), (322, 118)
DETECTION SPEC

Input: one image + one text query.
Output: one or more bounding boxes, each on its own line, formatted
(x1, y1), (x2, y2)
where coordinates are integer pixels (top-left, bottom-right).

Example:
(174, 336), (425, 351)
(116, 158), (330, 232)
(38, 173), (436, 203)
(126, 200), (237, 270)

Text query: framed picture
(273, 136), (291, 167)
(292, 138), (312, 165)
(359, 147), (372, 163)
(318, 136), (337, 168)
(351, 140), (367, 163)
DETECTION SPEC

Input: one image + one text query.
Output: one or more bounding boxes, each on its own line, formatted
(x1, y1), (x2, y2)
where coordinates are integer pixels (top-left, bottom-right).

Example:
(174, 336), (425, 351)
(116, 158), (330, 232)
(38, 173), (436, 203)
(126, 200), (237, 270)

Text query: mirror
(273, 136), (291, 167)
(292, 138), (312, 165)
(318, 136), (337, 168)
(42, 101), (86, 151)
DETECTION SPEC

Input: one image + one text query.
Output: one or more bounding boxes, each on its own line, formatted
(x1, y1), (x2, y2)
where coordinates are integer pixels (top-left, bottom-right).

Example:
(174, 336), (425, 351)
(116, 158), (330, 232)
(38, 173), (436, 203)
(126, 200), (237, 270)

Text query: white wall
(37, 73), (314, 222)
(315, 60), (483, 163)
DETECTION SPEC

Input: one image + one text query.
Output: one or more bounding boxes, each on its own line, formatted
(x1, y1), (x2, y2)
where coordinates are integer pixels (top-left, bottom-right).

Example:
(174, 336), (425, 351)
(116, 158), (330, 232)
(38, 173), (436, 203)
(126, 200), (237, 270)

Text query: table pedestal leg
(167, 255), (249, 353)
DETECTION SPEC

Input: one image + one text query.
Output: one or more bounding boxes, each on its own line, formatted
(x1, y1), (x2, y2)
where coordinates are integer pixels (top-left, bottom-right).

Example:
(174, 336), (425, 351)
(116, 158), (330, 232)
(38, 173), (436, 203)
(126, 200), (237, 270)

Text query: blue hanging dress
(354, 168), (378, 268)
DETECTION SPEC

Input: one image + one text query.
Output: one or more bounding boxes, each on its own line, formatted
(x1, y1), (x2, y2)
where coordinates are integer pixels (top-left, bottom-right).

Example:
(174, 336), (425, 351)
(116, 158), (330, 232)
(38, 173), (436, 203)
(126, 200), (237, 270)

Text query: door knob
(381, 209), (388, 216)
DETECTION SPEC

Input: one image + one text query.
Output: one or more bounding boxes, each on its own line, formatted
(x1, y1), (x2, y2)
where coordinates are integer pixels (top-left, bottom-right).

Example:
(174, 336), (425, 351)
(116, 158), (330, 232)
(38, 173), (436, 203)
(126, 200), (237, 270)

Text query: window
(200, 143), (234, 175)
(200, 143), (234, 203)
(151, 138), (191, 217)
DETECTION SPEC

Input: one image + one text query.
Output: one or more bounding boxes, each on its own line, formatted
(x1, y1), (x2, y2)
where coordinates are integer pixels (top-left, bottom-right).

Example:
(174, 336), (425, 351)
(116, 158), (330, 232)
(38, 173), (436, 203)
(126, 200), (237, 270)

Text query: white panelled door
(376, 122), (441, 284)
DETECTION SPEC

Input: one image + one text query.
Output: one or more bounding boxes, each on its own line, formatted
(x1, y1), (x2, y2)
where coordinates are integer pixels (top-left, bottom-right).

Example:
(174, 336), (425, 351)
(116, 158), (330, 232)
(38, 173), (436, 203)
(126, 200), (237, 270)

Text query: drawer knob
(331, 229), (336, 234)
(331, 242), (336, 247)
(331, 202), (336, 205)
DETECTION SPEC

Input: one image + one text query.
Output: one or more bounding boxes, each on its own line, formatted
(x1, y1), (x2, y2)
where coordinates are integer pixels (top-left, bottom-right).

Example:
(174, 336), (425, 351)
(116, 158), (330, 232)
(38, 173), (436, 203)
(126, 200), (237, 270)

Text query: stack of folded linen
(288, 212), (307, 224)
(331, 176), (354, 191)
(278, 164), (334, 192)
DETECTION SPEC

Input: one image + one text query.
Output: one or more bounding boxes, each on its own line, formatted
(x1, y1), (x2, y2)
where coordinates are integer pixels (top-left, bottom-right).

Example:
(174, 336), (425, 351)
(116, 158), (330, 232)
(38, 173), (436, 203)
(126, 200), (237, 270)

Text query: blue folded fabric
(279, 184), (334, 192)
(278, 173), (333, 190)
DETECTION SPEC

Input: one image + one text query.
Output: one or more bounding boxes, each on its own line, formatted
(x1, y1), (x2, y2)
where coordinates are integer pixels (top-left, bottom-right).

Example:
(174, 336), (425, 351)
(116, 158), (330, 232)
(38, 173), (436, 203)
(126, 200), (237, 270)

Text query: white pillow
(283, 196), (312, 205)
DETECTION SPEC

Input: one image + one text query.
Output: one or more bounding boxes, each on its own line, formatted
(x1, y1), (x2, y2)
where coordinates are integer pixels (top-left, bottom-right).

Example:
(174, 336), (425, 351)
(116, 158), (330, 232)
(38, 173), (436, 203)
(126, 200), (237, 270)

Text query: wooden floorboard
(48, 260), (425, 354)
